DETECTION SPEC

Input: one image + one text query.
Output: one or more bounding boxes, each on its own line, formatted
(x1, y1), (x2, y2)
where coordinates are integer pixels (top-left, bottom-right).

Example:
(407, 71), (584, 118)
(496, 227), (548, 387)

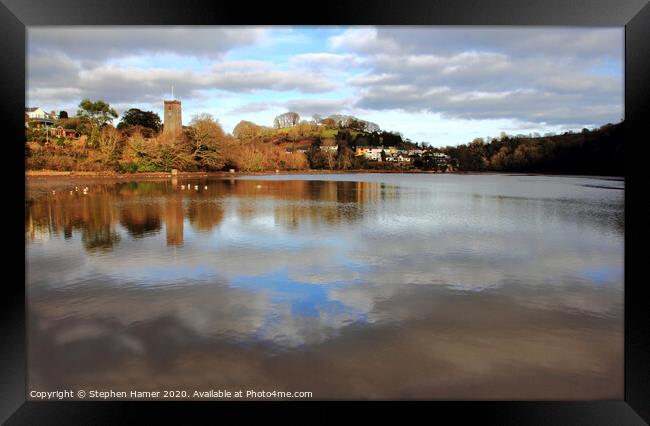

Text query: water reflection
(26, 179), (385, 249)
(26, 174), (624, 399)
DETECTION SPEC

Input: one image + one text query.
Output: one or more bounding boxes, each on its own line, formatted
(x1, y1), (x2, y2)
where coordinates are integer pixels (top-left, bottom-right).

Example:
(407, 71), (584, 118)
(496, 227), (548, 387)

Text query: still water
(26, 173), (624, 399)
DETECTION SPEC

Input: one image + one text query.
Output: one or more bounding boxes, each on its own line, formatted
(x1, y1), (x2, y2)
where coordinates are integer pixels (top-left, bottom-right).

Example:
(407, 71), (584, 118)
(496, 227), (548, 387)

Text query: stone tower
(163, 99), (182, 136)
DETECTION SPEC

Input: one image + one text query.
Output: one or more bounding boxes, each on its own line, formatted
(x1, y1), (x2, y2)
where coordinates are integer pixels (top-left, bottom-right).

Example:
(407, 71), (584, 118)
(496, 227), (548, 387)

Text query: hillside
(443, 122), (624, 176)
(25, 100), (623, 175)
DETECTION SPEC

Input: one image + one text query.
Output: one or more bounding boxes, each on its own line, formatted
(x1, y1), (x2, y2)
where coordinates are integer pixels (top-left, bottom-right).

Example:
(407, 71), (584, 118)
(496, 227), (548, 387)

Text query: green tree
(77, 99), (118, 128)
(117, 108), (161, 135)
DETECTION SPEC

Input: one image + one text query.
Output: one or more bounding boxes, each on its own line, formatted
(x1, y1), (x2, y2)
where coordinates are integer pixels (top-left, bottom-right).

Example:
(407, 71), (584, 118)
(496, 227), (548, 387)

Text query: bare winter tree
(325, 114), (380, 133)
(328, 114), (350, 127)
(185, 113), (228, 171)
(363, 121), (380, 133)
(233, 120), (265, 140)
(273, 112), (301, 128)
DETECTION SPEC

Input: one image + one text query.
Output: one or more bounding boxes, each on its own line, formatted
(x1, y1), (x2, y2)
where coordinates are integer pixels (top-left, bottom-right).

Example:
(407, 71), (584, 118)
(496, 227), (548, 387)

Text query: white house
(386, 153), (411, 162)
(25, 107), (56, 128)
(365, 148), (384, 161)
(25, 107), (48, 119)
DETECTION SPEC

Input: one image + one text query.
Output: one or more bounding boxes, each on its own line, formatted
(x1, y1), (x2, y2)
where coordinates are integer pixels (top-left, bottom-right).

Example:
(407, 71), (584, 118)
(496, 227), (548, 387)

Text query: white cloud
(27, 58), (339, 116)
(328, 27), (394, 53)
(289, 52), (363, 69)
(284, 98), (352, 116)
(27, 26), (624, 142)
(28, 26), (268, 60)
(226, 98), (352, 120)
(326, 27), (624, 127)
(329, 27), (623, 59)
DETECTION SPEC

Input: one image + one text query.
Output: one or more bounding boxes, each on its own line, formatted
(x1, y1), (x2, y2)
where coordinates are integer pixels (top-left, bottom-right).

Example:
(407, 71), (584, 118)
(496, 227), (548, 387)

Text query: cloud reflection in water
(26, 174), (624, 399)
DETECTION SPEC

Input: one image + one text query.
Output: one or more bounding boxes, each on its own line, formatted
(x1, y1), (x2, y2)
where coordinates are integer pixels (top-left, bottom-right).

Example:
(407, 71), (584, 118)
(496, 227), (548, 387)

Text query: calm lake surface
(26, 173), (624, 399)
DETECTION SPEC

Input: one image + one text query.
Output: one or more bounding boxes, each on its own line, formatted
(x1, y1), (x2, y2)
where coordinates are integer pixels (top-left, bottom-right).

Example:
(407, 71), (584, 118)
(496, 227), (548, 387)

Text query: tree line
(25, 98), (623, 175)
(26, 100), (309, 173)
(442, 123), (623, 175)
(25, 101), (418, 173)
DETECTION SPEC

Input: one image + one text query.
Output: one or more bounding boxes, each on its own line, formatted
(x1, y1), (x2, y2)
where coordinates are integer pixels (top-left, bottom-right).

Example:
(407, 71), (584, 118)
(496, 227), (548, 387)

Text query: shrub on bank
(118, 161), (138, 174)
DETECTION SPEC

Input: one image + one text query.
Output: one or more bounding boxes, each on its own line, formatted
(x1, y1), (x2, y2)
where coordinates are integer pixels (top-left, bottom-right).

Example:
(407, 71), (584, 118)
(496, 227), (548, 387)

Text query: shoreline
(25, 169), (449, 180)
(25, 169), (624, 181)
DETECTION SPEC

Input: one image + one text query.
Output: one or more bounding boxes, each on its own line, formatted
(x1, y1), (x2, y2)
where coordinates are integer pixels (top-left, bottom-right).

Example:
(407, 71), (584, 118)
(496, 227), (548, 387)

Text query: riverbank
(26, 168), (452, 180)
(25, 169), (623, 181)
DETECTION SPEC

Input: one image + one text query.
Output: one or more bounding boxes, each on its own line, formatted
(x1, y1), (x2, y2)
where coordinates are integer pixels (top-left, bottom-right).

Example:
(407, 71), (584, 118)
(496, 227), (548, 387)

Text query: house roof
(25, 107), (40, 112)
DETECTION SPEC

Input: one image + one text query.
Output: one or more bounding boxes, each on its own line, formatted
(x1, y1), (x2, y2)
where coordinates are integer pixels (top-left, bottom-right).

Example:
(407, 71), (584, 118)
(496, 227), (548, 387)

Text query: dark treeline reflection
(26, 179), (392, 250)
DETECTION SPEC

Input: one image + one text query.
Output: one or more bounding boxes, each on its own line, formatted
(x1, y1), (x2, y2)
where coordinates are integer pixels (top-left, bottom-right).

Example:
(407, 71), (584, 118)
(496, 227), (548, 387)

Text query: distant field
(320, 128), (338, 138)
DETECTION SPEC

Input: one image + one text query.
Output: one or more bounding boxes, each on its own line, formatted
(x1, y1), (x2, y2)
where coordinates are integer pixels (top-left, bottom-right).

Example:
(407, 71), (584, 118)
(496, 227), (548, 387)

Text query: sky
(27, 26), (624, 147)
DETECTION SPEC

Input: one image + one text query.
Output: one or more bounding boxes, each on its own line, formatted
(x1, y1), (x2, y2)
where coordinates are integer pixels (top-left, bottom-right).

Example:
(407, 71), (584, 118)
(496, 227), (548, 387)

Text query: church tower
(163, 90), (182, 136)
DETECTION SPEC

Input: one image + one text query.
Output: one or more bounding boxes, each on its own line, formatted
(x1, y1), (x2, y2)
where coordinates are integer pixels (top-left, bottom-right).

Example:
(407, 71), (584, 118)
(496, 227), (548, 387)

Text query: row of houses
(283, 144), (452, 164)
(355, 146), (450, 163)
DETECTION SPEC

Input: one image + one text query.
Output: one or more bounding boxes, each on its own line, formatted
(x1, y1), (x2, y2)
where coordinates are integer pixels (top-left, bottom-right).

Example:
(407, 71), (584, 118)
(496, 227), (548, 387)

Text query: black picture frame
(2, 0), (648, 423)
